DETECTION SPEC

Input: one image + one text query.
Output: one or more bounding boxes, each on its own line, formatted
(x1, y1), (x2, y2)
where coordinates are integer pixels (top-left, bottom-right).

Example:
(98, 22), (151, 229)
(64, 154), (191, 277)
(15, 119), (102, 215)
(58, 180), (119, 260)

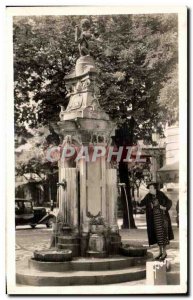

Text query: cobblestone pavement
(16, 226), (52, 261)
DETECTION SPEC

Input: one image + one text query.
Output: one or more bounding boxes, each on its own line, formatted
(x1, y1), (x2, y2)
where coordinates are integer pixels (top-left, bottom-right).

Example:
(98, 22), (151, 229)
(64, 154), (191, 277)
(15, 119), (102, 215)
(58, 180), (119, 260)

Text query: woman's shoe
(154, 253), (162, 260)
(159, 253), (167, 261)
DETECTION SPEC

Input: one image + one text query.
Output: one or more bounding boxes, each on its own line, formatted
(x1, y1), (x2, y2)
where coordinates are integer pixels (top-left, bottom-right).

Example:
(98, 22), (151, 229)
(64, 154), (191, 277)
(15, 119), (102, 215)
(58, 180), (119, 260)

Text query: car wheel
(31, 225), (36, 229)
(46, 217), (55, 228)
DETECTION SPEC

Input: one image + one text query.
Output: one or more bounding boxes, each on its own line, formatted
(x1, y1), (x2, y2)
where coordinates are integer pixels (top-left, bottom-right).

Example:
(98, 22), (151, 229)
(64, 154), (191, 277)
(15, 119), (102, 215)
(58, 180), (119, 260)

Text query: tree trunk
(115, 119), (136, 229)
(119, 162), (136, 229)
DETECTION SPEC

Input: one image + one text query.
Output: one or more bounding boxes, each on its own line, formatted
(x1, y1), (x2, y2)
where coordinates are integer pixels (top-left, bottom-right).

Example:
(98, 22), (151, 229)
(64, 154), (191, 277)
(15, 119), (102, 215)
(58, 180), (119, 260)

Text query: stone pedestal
(146, 261), (167, 285)
(108, 233), (122, 255)
(57, 236), (80, 257)
(75, 55), (96, 76)
(56, 149), (121, 256)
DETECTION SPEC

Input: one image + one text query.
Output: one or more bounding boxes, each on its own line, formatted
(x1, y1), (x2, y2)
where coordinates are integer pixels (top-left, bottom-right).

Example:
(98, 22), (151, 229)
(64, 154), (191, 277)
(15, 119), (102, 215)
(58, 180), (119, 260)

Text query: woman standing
(138, 182), (174, 260)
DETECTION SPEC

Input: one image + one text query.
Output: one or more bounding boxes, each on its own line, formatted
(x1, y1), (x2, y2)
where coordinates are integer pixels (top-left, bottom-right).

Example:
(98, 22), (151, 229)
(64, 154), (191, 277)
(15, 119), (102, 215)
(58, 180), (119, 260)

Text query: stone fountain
(16, 19), (152, 286)
(48, 18), (121, 258)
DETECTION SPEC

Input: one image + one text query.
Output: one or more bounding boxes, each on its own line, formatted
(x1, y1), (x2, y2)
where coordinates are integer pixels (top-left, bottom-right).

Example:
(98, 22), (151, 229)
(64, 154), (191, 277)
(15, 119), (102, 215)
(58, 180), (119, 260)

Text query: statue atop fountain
(75, 18), (93, 57)
(59, 19), (109, 122)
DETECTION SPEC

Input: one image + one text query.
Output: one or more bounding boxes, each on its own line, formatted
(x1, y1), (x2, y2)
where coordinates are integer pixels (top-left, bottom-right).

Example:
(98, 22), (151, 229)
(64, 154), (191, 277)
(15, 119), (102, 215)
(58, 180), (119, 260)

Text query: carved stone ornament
(75, 81), (83, 92)
(82, 79), (91, 89)
(66, 94), (83, 111)
(62, 135), (72, 147)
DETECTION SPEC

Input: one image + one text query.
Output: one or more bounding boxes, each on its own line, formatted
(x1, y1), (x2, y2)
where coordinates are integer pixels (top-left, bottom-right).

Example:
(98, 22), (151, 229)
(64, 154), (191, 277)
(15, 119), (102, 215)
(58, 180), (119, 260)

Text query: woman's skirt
(153, 208), (169, 246)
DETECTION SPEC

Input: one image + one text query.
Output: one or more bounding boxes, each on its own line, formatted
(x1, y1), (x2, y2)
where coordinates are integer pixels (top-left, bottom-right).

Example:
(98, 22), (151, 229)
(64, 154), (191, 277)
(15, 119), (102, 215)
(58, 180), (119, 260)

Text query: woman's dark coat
(139, 190), (174, 246)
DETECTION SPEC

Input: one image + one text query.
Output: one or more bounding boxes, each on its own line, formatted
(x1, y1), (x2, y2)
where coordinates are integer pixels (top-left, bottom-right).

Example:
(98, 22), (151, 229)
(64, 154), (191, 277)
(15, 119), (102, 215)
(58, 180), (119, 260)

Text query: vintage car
(15, 198), (56, 228)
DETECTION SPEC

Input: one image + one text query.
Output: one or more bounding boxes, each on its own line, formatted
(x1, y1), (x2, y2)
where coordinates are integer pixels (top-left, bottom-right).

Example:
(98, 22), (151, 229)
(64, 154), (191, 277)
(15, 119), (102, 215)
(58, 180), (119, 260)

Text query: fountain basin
(33, 249), (72, 262)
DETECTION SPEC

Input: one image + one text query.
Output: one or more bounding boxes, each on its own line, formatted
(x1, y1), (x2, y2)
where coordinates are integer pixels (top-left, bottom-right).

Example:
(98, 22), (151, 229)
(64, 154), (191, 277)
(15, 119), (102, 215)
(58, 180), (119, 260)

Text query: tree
(14, 14), (178, 227)
(93, 14), (178, 227)
(158, 65), (178, 125)
(15, 127), (59, 204)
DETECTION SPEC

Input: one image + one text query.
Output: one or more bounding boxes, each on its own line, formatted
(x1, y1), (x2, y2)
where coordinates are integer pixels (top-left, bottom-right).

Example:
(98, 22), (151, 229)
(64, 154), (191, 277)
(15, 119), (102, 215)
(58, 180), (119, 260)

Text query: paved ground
(16, 215), (179, 286)
(16, 214), (179, 257)
(16, 227), (179, 262)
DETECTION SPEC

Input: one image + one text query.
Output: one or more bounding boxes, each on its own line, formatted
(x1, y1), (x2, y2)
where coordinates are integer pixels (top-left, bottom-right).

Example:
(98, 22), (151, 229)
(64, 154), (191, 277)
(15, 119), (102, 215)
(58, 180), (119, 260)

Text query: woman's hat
(146, 181), (158, 189)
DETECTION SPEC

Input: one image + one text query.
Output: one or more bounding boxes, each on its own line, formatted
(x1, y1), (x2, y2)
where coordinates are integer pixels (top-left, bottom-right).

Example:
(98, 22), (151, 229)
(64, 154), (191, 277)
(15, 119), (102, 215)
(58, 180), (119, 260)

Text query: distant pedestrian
(137, 182), (174, 261)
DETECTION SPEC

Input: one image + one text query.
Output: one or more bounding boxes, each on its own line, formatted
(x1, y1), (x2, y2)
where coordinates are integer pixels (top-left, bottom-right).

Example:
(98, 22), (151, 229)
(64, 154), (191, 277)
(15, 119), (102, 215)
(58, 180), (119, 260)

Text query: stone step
(29, 253), (153, 272)
(87, 250), (107, 258)
(57, 243), (80, 248)
(122, 240), (179, 249)
(16, 261), (146, 286)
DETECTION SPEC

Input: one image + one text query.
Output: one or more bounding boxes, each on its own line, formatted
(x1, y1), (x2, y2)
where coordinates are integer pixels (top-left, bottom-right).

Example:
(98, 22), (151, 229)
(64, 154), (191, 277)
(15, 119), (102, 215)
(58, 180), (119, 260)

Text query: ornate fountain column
(53, 19), (121, 257)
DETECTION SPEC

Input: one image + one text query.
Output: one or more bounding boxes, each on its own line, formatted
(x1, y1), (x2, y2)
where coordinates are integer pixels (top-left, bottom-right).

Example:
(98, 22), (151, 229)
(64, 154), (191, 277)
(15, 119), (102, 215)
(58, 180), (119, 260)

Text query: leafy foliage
(158, 66), (178, 125)
(14, 14), (178, 140)
(14, 14), (178, 227)
(94, 14), (178, 142)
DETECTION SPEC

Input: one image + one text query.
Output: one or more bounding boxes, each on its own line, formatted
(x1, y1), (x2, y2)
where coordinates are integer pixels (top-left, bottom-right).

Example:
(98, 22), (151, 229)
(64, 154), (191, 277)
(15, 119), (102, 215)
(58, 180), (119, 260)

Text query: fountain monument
(16, 19), (152, 286)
